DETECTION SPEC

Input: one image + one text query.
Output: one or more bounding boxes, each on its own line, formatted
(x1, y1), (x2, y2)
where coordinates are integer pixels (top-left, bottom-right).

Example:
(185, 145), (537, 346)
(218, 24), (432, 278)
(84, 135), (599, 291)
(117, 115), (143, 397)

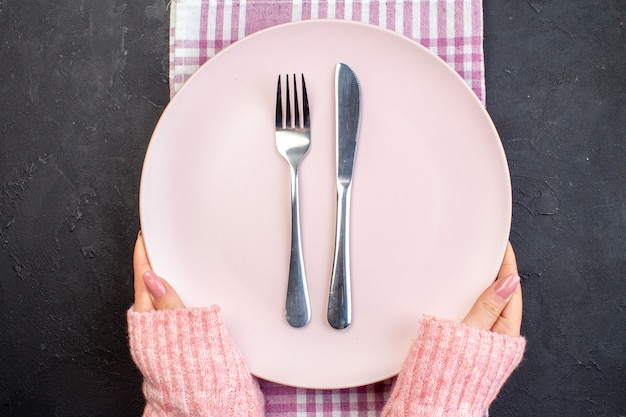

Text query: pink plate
(140, 20), (511, 389)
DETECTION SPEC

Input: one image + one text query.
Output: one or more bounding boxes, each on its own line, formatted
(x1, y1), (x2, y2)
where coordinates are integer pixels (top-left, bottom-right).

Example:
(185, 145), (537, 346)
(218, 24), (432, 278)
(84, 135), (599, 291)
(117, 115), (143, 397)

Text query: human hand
(133, 231), (186, 312)
(462, 242), (523, 336)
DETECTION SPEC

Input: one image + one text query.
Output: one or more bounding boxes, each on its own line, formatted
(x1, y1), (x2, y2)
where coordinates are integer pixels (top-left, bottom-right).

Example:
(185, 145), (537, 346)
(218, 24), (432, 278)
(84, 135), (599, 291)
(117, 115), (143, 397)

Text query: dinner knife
(328, 63), (361, 330)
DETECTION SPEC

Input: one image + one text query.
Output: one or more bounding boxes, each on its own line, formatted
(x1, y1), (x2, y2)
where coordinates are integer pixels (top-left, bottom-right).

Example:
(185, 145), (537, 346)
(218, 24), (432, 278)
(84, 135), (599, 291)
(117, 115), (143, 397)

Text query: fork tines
(275, 74), (310, 130)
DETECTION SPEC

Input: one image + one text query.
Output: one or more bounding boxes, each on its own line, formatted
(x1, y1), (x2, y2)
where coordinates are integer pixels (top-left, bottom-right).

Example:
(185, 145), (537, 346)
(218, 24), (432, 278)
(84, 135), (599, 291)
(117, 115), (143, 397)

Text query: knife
(328, 63), (361, 330)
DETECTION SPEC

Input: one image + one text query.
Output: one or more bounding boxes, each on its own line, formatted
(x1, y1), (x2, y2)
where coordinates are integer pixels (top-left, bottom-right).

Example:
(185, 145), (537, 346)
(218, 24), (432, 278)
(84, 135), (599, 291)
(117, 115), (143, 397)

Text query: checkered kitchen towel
(169, 0), (485, 103)
(168, 1), (485, 415)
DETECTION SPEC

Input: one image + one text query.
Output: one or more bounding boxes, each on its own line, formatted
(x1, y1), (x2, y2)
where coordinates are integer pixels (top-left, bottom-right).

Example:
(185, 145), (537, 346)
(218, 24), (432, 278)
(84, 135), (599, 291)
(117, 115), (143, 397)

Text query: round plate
(140, 20), (511, 389)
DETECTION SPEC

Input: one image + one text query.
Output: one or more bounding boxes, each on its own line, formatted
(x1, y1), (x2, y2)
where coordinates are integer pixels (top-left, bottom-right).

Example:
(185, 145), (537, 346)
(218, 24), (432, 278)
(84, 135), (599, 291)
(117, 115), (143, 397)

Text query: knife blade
(328, 63), (361, 330)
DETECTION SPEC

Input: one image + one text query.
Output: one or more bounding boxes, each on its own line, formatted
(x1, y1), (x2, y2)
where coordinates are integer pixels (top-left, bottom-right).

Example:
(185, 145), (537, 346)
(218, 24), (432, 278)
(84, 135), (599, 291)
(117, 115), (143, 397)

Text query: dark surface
(0, 0), (624, 416)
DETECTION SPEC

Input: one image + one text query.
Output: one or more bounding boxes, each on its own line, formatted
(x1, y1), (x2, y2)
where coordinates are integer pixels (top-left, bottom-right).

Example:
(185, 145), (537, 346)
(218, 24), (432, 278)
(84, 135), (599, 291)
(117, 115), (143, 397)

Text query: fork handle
(285, 165), (311, 328)
(328, 183), (352, 329)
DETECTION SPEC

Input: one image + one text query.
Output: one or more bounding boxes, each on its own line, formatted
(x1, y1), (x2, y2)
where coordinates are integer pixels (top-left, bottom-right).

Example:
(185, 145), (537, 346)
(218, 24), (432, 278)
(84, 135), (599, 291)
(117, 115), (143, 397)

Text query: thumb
(462, 273), (520, 331)
(142, 270), (186, 311)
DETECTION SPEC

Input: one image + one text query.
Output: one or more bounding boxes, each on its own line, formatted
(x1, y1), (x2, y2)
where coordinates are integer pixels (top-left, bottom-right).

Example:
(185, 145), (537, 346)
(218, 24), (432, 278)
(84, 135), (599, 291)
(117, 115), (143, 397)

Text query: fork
(275, 74), (311, 328)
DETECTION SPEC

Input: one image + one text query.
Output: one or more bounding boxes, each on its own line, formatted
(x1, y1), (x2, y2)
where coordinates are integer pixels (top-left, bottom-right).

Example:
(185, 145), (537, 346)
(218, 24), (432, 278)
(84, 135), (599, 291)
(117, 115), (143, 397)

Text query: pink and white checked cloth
(169, 0), (485, 103)
(168, 1), (485, 415)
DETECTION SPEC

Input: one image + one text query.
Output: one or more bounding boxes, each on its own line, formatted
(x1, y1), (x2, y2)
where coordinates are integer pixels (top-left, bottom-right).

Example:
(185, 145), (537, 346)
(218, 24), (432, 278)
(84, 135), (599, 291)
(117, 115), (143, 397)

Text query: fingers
(143, 271), (186, 311)
(462, 242), (523, 336)
(491, 242), (523, 336)
(496, 241), (518, 282)
(133, 232), (155, 312)
(491, 279), (523, 336)
(133, 231), (186, 312)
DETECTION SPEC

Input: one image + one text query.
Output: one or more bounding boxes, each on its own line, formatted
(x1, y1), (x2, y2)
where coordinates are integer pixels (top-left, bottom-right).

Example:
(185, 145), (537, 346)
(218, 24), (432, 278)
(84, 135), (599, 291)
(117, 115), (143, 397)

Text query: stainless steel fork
(275, 74), (311, 328)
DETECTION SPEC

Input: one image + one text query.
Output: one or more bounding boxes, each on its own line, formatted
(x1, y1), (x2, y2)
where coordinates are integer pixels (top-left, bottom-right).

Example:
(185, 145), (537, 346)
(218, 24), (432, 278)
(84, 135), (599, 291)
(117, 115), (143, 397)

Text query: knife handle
(328, 183), (352, 329)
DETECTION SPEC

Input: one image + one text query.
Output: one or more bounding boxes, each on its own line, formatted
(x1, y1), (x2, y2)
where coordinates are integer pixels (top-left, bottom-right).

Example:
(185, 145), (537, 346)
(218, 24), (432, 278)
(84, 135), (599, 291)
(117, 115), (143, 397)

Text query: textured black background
(0, 1), (624, 416)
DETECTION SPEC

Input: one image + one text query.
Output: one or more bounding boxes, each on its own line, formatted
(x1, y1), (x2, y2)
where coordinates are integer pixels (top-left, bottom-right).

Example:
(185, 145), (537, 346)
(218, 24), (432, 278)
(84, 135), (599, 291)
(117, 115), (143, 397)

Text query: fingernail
(137, 229), (142, 237)
(143, 271), (167, 298)
(494, 274), (520, 299)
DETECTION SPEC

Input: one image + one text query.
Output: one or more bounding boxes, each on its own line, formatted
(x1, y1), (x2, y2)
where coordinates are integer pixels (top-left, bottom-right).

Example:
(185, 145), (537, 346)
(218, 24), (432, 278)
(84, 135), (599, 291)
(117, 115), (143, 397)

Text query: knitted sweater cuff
(382, 316), (526, 417)
(127, 306), (264, 417)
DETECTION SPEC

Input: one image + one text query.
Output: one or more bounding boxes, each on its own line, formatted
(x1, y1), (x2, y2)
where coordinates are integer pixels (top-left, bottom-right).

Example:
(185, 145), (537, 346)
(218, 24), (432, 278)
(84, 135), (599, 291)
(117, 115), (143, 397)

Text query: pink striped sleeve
(127, 306), (265, 417)
(381, 316), (526, 417)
